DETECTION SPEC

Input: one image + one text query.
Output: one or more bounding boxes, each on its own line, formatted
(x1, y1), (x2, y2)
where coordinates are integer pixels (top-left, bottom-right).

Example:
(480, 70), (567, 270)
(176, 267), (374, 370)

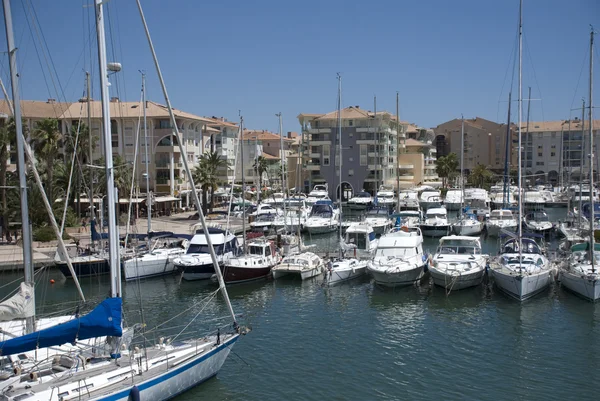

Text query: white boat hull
(368, 263), (425, 287)
(491, 268), (552, 301)
(560, 270), (600, 301)
(453, 223), (482, 236)
(326, 264), (367, 285)
(428, 265), (485, 290)
(272, 267), (322, 280)
(485, 223), (517, 237)
(123, 255), (180, 281)
(305, 224), (337, 234)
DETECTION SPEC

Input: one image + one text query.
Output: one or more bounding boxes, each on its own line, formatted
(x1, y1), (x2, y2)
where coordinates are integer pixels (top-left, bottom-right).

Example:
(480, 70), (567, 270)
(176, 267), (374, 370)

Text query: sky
(0, 0), (598, 134)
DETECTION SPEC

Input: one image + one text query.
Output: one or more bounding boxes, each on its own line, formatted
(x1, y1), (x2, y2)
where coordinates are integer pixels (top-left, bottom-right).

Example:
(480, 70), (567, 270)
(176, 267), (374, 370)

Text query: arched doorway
(336, 182), (353, 202)
(547, 170), (558, 185)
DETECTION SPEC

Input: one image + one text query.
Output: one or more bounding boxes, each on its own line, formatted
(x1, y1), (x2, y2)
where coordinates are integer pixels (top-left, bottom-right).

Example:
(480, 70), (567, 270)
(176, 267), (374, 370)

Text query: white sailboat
(489, 0), (553, 301)
(559, 28), (600, 302)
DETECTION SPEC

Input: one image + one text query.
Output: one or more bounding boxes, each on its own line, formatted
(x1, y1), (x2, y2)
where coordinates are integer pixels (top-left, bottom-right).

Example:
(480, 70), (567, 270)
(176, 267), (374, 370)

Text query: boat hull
(491, 268), (552, 301)
(560, 270), (600, 301)
(326, 265), (366, 285)
(453, 223), (482, 236)
(305, 224), (337, 235)
(485, 223), (517, 237)
(123, 257), (178, 281)
(428, 265), (485, 290)
(57, 259), (110, 278)
(368, 264), (425, 287)
(175, 263), (216, 281)
(222, 265), (272, 284)
(445, 202), (462, 211)
(272, 267), (321, 280)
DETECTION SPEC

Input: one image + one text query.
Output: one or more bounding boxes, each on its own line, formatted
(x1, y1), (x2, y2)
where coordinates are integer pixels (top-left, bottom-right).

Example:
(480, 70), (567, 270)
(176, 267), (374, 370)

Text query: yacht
(394, 210), (422, 228)
(325, 257), (368, 285)
(486, 209), (518, 237)
(250, 213), (276, 233)
(524, 210), (553, 235)
(306, 184), (330, 206)
(557, 211), (585, 242)
(375, 185), (396, 209)
(55, 246), (109, 278)
(522, 189), (546, 210)
(444, 189), (463, 211)
(262, 192), (285, 207)
(347, 191), (373, 210)
(272, 207), (309, 233)
(452, 213), (483, 236)
(464, 188), (491, 219)
(252, 203), (281, 217)
(419, 190), (442, 211)
(367, 227), (427, 287)
(304, 200), (340, 234)
(398, 189), (420, 209)
(222, 239), (281, 283)
(429, 236), (488, 291)
(272, 251), (324, 280)
(363, 206), (393, 234)
(174, 227), (241, 280)
(489, 236), (553, 300)
(420, 207), (451, 237)
(123, 235), (189, 281)
(559, 241), (600, 301)
(344, 222), (378, 259)
(491, 190), (518, 209)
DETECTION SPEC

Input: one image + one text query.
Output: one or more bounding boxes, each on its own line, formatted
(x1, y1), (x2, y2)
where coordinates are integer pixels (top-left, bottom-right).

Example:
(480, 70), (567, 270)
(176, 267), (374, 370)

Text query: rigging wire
(523, 36), (545, 123)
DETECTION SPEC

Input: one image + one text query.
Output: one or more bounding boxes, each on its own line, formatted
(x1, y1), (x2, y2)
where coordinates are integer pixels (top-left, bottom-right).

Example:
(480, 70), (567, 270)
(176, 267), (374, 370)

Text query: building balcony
(399, 175), (414, 181)
(398, 164), (414, 169)
(424, 164), (436, 169)
(305, 128), (331, 134)
(309, 152), (321, 158)
(309, 140), (331, 146)
(305, 165), (321, 171)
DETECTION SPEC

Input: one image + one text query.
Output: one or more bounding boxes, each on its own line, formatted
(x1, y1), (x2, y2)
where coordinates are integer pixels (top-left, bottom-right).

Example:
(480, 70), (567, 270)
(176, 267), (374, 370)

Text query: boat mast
(579, 99), (585, 229)
(135, 0), (236, 323)
(277, 112), (287, 232)
(503, 92), (512, 209)
(396, 92), (400, 211)
(240, 116), (246, 256)
(95, 0), (120, 297)
(86, 72), (95, 247)
(517, 0), (523, 271)
(460, 116), (465, 218)
(337, 73), (343, 256)
(3, 0), (34, 332)
(588, 26), (595, 271)
(141, 72), (151, 234)
(524, 86), (531, 188)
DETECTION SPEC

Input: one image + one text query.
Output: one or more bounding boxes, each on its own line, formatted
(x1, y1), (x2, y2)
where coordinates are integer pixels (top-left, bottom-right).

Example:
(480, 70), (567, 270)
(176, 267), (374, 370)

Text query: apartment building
(297, 106), (404, 199)
(397, 138), (441, 187)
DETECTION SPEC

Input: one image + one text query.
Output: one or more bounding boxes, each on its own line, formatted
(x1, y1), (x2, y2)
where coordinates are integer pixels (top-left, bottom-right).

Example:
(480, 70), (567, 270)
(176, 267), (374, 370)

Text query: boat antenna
(277, 112), (287, 233)
(460, 115), (465, 219)
(588, 26), (595, 271)
(337, 73), (343, 258)
(240, 116), (246, 256)
(503, 92), (512, 209)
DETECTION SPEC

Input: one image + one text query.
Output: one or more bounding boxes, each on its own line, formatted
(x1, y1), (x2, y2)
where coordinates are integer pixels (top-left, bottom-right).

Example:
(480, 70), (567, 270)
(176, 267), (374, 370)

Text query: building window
(551, 132), (556, 138)
(348, 120), (353, 127)
(348, 169), (354, 176)
(360, 145), (367, 166)
(110, 119), (118, 148)
(550, 145), (556, 157)
(322, 144), (330, 166)
(536, 161), (544, 166)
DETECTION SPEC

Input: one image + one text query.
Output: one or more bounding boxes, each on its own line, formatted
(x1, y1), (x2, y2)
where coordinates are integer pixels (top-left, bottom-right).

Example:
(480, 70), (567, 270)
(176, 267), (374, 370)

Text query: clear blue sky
(0, 0), (598, 134)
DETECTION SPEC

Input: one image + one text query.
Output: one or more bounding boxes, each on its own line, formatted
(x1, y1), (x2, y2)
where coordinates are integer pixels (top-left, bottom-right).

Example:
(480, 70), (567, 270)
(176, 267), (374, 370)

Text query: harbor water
(1, 206), (597, 400)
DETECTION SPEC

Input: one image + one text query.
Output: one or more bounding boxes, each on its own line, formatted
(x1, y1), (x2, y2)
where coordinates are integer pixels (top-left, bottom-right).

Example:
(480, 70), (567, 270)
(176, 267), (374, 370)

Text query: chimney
(47, 98), (56, 104)
(287, 131), (292, 138)
(110, 97), (119, 103)
(355, 105), (359, 108)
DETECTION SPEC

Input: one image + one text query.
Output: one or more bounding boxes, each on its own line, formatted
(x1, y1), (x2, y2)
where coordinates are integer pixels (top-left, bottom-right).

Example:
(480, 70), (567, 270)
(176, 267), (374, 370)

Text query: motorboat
(367, 226), (427, 287)
(559, 241), (600, 301)
(250, 213), (276, 233)
(393, 210), (422, 228)
(489, 236), (552, 301)
(347, 191), (373, 210)
(419, 190), (442, 211)
(344, 222), (378, 259)
(463, 188), (491, 219)
(557, 211), (585, 242)
(304, 200), (339, 235)
(444, 189), (463, 211)
(524, 210), (553, 235)
(521, 189), (546, 210)
(375, 185), (396, 209)
(222, 239), (281, 283)
(272, 251), (324, 280)
(429, 236), (488, 291)
(123, 235), (189, 281)
(420, 207), (451, 237)
(306, 184), (330, 206)
(363, 207), (393, 235)
(262, 192), (286, 207)
(486, 209), (518, 237)
(272, 207), (309, 233)
(174, 227), (241, 280)
(398, 190), (420, 209)
(252, 203), (281, 217)
(491, 190), (517, 209)
(452, 213), (483, 236)
(325, 257), (368, 285)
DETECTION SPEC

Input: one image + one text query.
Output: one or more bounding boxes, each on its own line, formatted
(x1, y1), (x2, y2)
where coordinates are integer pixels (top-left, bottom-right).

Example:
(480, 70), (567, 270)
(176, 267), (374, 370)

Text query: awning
(155, 196), (180, 203)
(73, 198), (103, 204)
(118, 198), (144, 204)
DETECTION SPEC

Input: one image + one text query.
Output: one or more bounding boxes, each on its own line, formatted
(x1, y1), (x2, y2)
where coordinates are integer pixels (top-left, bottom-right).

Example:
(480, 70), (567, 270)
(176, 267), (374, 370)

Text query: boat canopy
(501, 238), (542, 255)
(0, 297), (122, 357)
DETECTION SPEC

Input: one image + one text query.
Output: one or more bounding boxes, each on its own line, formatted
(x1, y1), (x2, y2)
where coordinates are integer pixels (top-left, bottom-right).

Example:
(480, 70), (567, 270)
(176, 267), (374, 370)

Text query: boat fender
(128, 386), (141, 401)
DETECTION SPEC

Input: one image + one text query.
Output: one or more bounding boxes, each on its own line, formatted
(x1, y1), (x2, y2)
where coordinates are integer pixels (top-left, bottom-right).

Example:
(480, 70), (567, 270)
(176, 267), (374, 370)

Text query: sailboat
(324, 74), (368, 285)
(0, 1), (243, 399)
(559, 28), (600, 301)
(489, 0), (553, 301)
(453, 116), (483, 236)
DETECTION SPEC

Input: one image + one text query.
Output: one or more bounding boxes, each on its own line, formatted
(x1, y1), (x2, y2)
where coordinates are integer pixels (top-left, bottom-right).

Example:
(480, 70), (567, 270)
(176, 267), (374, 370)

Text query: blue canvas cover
(0, 297), (122, 356)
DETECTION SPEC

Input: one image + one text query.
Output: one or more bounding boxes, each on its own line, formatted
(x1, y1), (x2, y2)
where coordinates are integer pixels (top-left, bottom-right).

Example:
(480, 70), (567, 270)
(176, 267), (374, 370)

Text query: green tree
(96, 154), (133, 199)
(193, 151), (227, 213)
(32, 118), (61, 204)
(253, 156), (269, 197)
(0, 120), (16, 227)
(435, 153), (459, 188)
(468, 163), (493, 189)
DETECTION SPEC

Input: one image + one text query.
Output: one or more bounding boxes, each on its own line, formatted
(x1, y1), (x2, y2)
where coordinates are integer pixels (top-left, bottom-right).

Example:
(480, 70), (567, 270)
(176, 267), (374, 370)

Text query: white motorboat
(521, 189), (546, 210)
(464, 188), (491, 219)
(398, 190), (420, 209)
(452, 214), (483, 236)
(252, 203), (281, 217)
(304, 200), (340, 234)
(420, 207), (451, 237)
(367, 227), (427, 287)
(419, 190), (442, 211)
(524, 210), (553, 235)
(306, 184), (330, 206)
(325, 257), (368, 285)
(222, 239), (281, 283)
(262, 192), (285, 206)
(347, 191), (373, 210)
(489, 237), (553, 301)
(174, 227), (241, 280)
(123, 235), (189, 281)
(557, 211), (585, 242)
(250, 213), (276, 233)
(559, 241), (600, 301)
(394, 210), (422, 228)
(272, 207), (309, 233)
(375, 185), (396, 209)
(486, 209), (518, 237)
(491, 190), (517, 209)
(363, 207), (393, 235)
(272, 251), (324, 280)
(444, 189), (463, 211)
(344, 222), (378, 259)
(429, 236), (488, 291)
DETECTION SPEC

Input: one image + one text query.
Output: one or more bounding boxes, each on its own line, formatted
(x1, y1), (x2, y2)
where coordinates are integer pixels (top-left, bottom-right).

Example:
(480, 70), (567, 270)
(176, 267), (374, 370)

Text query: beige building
(397, 138), (441, 187)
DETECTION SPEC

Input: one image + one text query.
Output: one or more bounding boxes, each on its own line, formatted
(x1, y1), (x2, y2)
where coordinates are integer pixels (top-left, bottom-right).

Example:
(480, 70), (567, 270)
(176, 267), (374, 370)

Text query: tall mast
(517, 0), (523, 271)
(135, 0), (236, 323)
(589, 26), (595, 272)
(141, 72), (151, 234)
(579, 99), (585, 229)
(524, 86), (532, 187)
(460, 116), (465, 216)
(503, 92), (512, 208)
(86, 72), (95, 247)
(95, 0), (120, 297)
(3, 0), (34, 333)
(277, 112), (287, 232)
(396, 92), (400, 211)
(374, 96), (378, 191)
(240, 116), (246, 256)
(337, 73), (343, 253)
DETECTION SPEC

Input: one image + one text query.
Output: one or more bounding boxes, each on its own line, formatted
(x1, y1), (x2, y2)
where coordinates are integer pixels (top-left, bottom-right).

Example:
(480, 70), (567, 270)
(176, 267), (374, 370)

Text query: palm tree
(435, 153), (459, 188)
(193, 151), (227, 213)
(0, 119), (15, 228)
(32, 118), (61, 204)
(253, 155), (269, 195)
(469, 163), (493, 189)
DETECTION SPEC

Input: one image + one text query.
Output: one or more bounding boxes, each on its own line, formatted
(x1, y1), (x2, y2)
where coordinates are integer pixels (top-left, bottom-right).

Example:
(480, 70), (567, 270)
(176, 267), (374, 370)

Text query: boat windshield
(282, 257), (309, 266)
(256, 214), (275, 222)
(367, 209), (389, 217)
(529, 212), (549, 222)
(356, 192), (371, 198)
(310, 205), (333, 217)
(248, 245), (266, 256)
(501, 239), (541, 254)
(376, 247), (417, 258)
(438, 246), (480, 255)
(346, 233), (367, 249)
(426, 213), (446, 219)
